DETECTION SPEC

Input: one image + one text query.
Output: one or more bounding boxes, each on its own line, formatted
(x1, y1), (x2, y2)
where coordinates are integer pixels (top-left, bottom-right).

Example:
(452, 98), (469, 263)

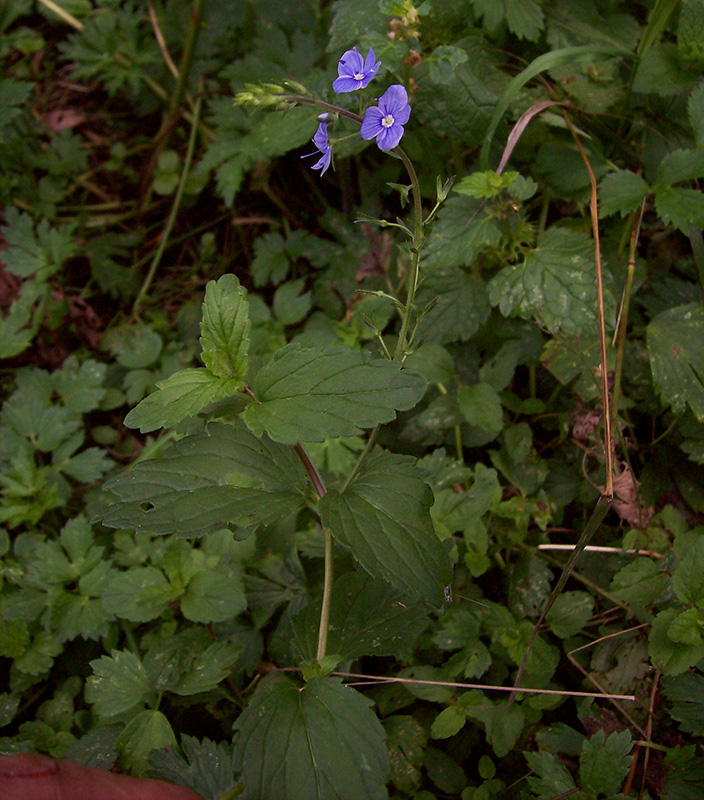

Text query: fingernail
(0, 753), (60, 778)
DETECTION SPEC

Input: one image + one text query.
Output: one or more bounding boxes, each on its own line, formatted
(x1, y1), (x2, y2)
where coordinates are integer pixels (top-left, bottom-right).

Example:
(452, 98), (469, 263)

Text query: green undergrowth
(1, 0), (704, 798)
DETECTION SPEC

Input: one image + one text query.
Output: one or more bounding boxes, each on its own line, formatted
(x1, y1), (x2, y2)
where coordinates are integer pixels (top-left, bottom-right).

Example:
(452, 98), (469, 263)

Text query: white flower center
(381, 114), (395, 128)
(353, 72), (365, 80)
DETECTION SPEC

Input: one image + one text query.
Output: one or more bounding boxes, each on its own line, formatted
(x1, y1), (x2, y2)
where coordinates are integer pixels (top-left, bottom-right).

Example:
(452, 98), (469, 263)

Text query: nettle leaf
(415, 268), (491, 344)
(86, 650), (152, 718)
(200, 274), (250, 380)
(655, 185), (704, 233)
(662, 672), (704, 734)
(319, 451), (452, 604)
(124, 369), (245, 433)
(233, 673), (389, 800)
(489, 227), (605, 335)
(598, 169), (650, 217)
(579, 730), (633, 797)
(647, 303), (704, 421)
(292, 572), (429, 660)
(243, 344), (426, 445)
(98, 421), (307, 538)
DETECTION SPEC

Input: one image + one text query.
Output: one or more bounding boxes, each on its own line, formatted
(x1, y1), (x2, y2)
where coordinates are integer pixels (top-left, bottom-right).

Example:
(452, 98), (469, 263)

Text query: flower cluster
(303, 46), (412, 175)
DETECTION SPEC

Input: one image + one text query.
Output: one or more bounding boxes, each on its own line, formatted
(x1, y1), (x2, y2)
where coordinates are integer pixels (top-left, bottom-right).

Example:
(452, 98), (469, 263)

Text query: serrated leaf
(546, 590), (595, 637)
(610, 559), (667, 606)
(673, 535), (704, 605)
(149, 736), (239, 800)
(101, 566), (179, 622)
(124, 369), (245, 433)
(431, 705), (467, 739)
(489, 227), (604, 335)
(0, 78), (33, 129)
(273, 278), (312, 325)
(233, 673), (390, 800)
(200, 274), (250, 380)
(647, 303), (704, 420)
(668, 607), (704, 645)
(292, 572), (429, 660)
(656, 184), (704, 234)
(457, 382), (504, 435)
(649, 607), (704, 675)
(415, 268), (491, 344)
(86, 650), (151, 717)
(662, 672), (704, 734)
(422, 195), (502, 270)
(598, 169), (650, 217)
(243, 344), (426, 444)
(0, 207), (77, 280)
(98, 421), (307, 538)
(525, 750), (576, 800)
(656, 148), (704, 184)
(319, 451), (452, 604)
(689, 81), (704, 146)
(181, 568), (246, 623)
(118, 709), (176, 775)
(579, 730), (633, 796)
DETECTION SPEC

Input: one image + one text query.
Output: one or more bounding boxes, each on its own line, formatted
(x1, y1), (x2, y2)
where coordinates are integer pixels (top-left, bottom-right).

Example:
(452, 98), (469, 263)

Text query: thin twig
(147, 0), (179, 79)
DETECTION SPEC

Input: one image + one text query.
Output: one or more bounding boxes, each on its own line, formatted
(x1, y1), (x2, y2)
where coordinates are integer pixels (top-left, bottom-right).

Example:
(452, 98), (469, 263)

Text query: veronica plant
(97, 48), (455, 798)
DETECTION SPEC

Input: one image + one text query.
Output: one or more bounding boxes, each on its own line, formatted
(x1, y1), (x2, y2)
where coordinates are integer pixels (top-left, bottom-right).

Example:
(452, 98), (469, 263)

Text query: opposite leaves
(243, 343), (427, 444)
(98, 422), (308, 538)
(319, 451), (452, 605)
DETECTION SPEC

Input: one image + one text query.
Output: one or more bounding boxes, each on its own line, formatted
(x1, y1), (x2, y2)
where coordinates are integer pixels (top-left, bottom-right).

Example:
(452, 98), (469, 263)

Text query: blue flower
(332, 47), (381, 93)
(360, 84), (411, 151)
(302, 122), (332, 175)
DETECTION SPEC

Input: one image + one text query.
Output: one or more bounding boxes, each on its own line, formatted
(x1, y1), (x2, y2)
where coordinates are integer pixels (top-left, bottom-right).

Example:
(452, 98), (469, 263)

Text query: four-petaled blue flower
(360, 84), (411, 151)
(332, 47), (381, 93)
(302, 122), (332, 175)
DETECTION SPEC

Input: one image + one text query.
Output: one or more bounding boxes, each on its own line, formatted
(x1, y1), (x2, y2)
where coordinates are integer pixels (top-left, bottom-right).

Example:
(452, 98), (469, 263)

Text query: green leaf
(124, 369), (245, 433)
(292, 572), (429, 660)
(0, 78), (32, 129)
(200, 275), (250, 380)
(99, 421), (307, 538)
(525, 750), (576, 799)
(466, 697), (526, 758)
(610, 559), (667, 606)
(598, 169), (650, 217)
(647, 303), (704, 420)
(273, 278), (312, 325)
(471, 0), (544, 41)
(105, 325), (162, 369)
(655, 185), (704, 233)
(149, 736), (238, 800)
(457, 382), (504, 436)
(404, 343), (455, 385)
(489, 227), (605, 335)
(579, 730), (633, 797)
(180, 568), (246, 623)
(319, 451), (452, 604)
(0, 208), (77, 280)
(0, 280), (46, 359)
(673, 535), (704, 605)
(424, 746), (467, 794)
(546, 590), (595, 638)
(656, 148), (704, 184)
(415, 268), (491, 344)
(689, 81), (704, 147)
(422, 196), (502, 270)
(649, 607), (704, 674)
(243, 344), (426, 444)
(668, 607), (704, 645)
(118, 709), (176, 775)
(431, 705), (467, 739)
(233, 673), (389, 800)
(679, 0), (704, 60)
(662, 672), (704, 734)
(101, 567), (179, 623)
(86, 650), (151, 717)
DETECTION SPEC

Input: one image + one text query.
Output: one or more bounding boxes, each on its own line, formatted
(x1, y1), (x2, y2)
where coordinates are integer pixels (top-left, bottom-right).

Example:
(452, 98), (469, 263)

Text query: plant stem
(293, 444), (332, 661)
(132, 81), (203, 315)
